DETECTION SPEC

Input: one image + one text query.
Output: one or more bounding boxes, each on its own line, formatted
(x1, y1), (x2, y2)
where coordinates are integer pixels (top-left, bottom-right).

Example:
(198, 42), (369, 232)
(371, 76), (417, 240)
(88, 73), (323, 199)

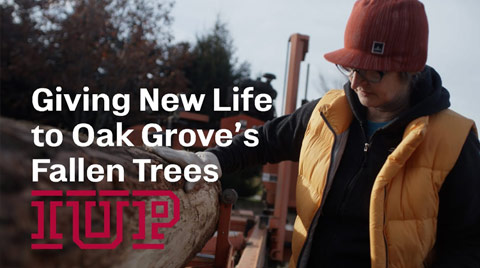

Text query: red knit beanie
(324, 0), (429, 72)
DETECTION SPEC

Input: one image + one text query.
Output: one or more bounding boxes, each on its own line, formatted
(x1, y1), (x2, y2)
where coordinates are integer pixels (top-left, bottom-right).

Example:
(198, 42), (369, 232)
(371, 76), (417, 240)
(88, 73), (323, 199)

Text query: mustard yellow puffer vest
(290, 90), (475, 268)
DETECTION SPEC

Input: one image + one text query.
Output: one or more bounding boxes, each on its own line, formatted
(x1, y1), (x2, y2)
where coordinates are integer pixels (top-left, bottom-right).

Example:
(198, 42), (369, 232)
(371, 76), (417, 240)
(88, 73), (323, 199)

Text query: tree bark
(0, 117), (221, 268)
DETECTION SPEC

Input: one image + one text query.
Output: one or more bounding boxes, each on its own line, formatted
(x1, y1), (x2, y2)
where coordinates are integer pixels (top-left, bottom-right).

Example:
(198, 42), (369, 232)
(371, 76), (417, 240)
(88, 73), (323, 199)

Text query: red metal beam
(214, 190), (238, 268)
(271, 33), (309, 261)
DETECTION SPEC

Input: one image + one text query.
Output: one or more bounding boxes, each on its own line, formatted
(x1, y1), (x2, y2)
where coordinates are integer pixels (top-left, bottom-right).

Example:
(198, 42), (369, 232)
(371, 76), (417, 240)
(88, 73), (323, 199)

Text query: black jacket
(208, 66), (480, 267)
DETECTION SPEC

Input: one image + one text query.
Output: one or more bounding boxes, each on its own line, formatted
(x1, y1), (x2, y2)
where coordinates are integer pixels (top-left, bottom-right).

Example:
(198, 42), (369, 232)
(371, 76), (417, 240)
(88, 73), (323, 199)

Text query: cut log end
(0, 117), (221, 268)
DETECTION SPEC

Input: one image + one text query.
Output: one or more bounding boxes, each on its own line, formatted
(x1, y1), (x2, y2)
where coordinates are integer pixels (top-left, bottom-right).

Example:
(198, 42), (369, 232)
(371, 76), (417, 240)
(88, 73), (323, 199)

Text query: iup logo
(30, 190), (180, 250)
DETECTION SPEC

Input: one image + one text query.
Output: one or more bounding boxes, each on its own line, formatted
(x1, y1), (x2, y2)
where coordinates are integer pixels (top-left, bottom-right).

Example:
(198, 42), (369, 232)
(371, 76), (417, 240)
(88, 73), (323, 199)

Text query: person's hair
(404, 72), (424, 105)
(399, 72), (420, 88)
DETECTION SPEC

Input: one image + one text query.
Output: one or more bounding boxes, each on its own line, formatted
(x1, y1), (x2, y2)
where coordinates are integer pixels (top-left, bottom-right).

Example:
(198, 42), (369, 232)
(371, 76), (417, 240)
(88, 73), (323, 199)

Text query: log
(0, 117), (221, 268)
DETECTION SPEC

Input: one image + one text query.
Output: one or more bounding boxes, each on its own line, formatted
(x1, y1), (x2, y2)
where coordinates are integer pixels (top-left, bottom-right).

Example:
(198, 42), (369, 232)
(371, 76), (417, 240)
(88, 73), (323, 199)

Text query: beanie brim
(324, 47), (425, 73)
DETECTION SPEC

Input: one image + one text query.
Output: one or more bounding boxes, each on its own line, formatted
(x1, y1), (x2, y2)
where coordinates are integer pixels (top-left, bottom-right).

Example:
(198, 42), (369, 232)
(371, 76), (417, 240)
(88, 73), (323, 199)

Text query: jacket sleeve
(431, 129), (480, 267)
(206, 99), (318, 174)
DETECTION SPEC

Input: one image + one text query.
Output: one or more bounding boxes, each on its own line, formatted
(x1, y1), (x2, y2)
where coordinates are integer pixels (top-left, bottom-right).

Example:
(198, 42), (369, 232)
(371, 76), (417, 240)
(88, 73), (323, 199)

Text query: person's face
(350, 71), (411, 114)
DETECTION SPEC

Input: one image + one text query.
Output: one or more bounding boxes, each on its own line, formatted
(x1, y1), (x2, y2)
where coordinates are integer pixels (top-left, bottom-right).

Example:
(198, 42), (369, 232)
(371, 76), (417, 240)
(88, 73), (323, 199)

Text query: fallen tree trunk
(0, 117), (221, 268)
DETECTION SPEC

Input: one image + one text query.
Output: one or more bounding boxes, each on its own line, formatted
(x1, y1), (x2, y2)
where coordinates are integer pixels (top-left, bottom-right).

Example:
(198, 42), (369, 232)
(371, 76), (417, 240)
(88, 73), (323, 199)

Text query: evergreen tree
(1, 0), (191, 130)
(184, 19), (250, 127)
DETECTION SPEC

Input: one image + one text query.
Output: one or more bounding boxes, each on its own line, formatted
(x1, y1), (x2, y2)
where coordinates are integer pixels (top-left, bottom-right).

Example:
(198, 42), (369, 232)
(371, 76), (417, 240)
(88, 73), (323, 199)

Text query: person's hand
(151, 147), (222, 192)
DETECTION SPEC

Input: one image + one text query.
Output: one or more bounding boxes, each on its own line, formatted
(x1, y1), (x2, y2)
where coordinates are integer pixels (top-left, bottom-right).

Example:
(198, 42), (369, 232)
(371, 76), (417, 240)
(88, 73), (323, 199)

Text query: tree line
(1, 0), (262, 197)
(1, 0), (250, 131)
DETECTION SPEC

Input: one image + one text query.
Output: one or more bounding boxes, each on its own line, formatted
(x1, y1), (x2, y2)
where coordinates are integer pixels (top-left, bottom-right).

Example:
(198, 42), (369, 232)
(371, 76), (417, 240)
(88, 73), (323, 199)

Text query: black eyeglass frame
(336, 64), (385, 83)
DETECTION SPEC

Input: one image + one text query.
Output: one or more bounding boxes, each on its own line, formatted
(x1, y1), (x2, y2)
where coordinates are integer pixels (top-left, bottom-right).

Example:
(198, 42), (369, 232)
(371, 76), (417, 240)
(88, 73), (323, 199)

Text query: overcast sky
(170, 0), (480, 125)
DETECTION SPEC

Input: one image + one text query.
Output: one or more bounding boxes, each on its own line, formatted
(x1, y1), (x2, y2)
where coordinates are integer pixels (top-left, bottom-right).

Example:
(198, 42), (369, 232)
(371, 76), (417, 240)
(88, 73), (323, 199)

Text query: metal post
(214, 189), (238, 268)
(271, 33), (309, 261)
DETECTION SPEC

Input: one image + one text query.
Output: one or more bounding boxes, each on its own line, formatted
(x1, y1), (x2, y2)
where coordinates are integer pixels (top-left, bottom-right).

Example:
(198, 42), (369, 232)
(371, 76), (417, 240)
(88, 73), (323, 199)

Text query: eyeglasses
(336, 64), (385, 83)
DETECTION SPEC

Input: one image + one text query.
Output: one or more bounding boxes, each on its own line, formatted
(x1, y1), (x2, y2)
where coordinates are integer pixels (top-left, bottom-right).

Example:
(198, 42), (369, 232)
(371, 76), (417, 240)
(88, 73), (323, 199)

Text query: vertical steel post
(270, 33), (309, 261)
(214, 189), (238, 268)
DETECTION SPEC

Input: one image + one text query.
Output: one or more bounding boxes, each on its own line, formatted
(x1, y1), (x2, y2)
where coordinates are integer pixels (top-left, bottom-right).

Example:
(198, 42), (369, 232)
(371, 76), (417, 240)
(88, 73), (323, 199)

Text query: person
(153, 0), (480, 267)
